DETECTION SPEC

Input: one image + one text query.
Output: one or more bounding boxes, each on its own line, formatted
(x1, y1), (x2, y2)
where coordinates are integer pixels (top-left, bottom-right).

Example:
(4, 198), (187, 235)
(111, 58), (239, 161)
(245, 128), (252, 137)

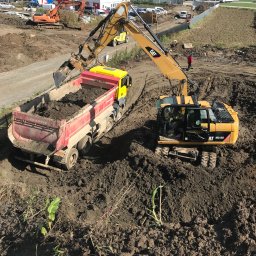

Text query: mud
(1, 7), (256, 255)
(0, 54), (255, 255)
(34, 86), (107, 119)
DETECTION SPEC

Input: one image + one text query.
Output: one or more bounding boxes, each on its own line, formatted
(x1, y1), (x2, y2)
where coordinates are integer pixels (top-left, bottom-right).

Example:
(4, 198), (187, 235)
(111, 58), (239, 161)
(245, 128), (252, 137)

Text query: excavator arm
(53, 2), (188, 95)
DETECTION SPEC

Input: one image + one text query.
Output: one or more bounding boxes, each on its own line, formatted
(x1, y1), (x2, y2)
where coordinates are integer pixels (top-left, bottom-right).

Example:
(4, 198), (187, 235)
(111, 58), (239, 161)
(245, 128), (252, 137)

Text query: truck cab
(89, 65), (132, 106)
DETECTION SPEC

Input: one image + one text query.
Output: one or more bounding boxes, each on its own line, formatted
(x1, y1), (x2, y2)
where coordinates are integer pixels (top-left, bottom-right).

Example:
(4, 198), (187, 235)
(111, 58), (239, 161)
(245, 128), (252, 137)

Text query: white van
(96, 9), (107, 17)
(179, 11), (188, 19)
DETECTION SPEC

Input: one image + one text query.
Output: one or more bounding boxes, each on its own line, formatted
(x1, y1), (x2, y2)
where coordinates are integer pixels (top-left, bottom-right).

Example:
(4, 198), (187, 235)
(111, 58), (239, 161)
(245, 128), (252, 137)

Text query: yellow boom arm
(53, 2), (188, 95)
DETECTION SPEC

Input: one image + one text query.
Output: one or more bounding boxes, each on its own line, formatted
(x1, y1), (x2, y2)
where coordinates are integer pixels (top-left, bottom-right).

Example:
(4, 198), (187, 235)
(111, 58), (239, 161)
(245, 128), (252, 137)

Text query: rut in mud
(0, 58), (255, 255)
(34, 86), (107, 119)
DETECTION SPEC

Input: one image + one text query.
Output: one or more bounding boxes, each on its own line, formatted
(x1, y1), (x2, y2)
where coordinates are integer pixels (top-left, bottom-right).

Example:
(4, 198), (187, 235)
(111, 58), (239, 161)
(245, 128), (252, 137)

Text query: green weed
(148, 185), (163, 226)
(41, 197), (61, 236)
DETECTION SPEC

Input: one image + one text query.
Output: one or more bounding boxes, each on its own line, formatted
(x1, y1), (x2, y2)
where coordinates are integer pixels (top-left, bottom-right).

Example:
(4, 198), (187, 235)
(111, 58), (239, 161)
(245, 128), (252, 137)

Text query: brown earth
(34, 86), (107, 119)
(0, 7), (256, 256)
(0, 13), (85, 72)
(0, 8), (187, 73)
(0, 51), (255, 255)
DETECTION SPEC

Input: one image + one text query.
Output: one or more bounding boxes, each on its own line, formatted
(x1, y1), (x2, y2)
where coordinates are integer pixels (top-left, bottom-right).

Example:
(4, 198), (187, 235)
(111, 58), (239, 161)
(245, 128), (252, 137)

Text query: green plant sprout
(148, 185), (163, 225)
(53, 244), (65, 256)
(41, 197), (61, 236)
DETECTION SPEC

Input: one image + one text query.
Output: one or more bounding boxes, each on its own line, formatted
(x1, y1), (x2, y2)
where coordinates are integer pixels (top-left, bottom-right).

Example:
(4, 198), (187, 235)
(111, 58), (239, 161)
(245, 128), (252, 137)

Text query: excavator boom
(53, 2), (188, 95)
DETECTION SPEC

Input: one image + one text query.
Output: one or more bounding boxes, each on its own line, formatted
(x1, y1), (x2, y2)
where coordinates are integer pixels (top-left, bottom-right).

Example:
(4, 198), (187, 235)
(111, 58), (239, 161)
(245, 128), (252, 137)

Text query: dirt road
(0, 17), (183, 108)
(0, 40), (140, 107)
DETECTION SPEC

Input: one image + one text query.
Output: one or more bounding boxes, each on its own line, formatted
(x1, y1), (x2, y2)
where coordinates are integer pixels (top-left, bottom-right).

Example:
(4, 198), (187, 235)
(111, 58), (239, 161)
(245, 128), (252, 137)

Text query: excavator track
(36, 23), (65, 30)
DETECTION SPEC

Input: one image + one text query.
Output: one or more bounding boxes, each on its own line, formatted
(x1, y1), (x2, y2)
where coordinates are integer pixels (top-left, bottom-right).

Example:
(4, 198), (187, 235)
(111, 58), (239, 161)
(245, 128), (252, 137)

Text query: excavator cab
(158, 104), (211, 142)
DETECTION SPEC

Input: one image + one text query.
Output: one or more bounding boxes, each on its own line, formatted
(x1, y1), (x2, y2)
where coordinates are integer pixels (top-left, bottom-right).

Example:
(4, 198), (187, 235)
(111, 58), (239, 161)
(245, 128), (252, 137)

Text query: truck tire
(125, 36), (129, 43)
(78, 135), (92, 156)
(106, 116), (114, 132)
(112, 40), (117, 47)
(116, 108), (123, 121)
(201, 151), (209, 167)
(64, 147), (78, 170)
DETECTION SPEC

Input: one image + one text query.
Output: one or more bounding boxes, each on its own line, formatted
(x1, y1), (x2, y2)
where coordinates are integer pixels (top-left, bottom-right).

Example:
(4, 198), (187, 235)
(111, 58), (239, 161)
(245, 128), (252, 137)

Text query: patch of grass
(107, 47), (145, 67)
(59, 10), (80, 28)
(41, 197), (61, 237)
(221, 2), (256, 8)
(166, 8), (256, 48)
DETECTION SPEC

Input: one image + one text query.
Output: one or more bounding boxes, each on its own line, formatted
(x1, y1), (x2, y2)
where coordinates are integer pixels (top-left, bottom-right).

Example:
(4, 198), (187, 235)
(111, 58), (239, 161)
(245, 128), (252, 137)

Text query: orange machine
(32, 0), (86, 28)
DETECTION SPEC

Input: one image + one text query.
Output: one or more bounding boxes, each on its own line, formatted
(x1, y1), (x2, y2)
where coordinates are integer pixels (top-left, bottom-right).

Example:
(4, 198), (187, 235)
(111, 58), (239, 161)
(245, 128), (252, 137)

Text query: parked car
(137, 8), (147, 14)
(155, 7), (167, 15)
(146, 8), (154, 13)
(179, 11), (188, 19)
(0, 3), (15, 9)
(152, 9), (161, 15)
(96, 9), (107, 17)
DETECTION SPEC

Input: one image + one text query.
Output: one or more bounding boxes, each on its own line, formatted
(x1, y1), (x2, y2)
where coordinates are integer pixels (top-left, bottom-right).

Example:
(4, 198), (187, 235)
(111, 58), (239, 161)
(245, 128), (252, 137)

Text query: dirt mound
(34, 86), (106, 119)
(0, 61), (256, 255)
(195, 3), (210, 14)
(0, 13), (27, 27)
(0, 51), (255, 255)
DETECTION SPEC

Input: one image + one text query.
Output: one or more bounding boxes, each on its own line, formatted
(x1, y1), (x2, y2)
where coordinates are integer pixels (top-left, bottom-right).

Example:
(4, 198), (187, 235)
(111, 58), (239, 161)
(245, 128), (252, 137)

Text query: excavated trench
(0, 61), (255, 255)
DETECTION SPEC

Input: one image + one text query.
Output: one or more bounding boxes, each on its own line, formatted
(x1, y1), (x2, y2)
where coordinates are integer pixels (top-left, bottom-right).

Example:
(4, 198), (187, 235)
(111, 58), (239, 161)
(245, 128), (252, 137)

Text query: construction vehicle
(52, 2), (238, 168)
(111, 31), (128, 47)
(9, 2), (238, 170)
(8, 66), (132, 170)
(32, 0), (86, 29)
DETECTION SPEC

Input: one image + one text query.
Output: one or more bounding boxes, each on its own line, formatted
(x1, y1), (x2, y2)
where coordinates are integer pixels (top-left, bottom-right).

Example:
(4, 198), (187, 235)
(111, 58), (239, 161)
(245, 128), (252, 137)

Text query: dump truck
(8, 66), (132, 170)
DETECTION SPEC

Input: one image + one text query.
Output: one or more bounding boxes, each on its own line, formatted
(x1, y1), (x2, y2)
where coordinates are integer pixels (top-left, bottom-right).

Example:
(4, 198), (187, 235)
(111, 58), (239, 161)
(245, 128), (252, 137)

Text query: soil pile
(0, 13), (26, 27)
(34, 86), (107, 119)
(0, 58), (255, 255)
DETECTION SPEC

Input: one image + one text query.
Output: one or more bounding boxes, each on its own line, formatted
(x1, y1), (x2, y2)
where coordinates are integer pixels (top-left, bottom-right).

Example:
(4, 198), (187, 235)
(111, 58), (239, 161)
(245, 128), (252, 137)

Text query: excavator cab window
(160, 106), (185, 139)
(185, 108), (210, 142)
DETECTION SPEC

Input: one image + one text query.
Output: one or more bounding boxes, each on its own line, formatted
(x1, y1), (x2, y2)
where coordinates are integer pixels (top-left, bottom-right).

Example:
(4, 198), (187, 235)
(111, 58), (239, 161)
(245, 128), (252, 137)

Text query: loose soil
(0, 52), (255, 255)
(0, 7), (256, 256)
(34, 86), (106, 119)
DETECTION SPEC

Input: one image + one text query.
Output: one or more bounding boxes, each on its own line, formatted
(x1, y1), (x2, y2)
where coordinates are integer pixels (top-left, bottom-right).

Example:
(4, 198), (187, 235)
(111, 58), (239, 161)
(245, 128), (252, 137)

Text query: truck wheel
(106, 116), (114, 132)
(201, 151), (209, 167)
(125, 36), (129, 43)
(78, 135), (92, 156)
(209, 152), (217, 169)
(65, 147), (78, 170)
(112, 40), (117, 47)
(116, 108), (123, 121)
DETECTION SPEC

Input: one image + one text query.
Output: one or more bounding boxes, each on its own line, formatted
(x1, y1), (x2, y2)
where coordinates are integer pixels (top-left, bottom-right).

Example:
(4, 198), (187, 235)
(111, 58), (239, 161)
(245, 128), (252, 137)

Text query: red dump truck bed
(8, 70), (119, 158)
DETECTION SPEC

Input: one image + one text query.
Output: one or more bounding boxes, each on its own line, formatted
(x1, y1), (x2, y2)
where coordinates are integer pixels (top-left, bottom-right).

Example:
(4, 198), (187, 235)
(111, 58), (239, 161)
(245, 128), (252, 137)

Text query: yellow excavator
(53, 2), (239, 168)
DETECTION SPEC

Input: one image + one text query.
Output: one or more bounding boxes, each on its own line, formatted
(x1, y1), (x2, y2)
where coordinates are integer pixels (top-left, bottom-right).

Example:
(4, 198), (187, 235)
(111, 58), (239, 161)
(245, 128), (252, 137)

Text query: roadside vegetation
(107, 46), (145, 67)
(167, 8), (256, 48)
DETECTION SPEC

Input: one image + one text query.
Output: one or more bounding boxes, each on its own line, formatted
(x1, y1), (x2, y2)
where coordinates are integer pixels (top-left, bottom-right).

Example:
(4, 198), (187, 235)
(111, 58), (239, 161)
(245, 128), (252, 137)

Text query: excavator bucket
(53, 60), (75, 87)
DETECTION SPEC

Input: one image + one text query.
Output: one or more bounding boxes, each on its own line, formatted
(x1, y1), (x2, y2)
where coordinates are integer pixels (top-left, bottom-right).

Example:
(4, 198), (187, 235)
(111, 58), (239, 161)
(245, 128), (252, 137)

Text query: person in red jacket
(187, 53), (192, 71)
